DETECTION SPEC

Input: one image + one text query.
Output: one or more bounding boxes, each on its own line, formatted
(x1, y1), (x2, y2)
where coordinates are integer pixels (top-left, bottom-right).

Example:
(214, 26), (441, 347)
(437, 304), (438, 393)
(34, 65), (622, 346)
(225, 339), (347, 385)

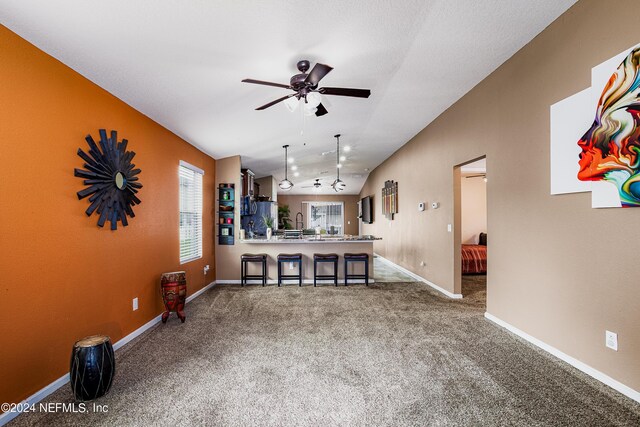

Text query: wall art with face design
(551, 44), (640, 208)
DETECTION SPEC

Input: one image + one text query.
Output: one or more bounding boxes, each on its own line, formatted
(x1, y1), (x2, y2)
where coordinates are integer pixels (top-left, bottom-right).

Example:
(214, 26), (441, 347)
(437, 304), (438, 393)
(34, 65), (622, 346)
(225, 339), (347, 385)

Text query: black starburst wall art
(74, 129), (143, 230)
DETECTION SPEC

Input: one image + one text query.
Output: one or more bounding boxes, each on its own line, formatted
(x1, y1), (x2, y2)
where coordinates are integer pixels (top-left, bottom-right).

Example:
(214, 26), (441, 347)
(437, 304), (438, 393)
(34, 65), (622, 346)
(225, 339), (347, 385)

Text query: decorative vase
(266, 228), (272, 240)
(160, 271), (187, 323)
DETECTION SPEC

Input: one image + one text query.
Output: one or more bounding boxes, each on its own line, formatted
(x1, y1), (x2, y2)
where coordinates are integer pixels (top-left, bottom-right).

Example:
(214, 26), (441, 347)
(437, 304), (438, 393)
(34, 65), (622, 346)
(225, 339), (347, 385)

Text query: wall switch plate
(418, 202), (425, 211)
(420, 261), (425, 267)
(132, 297), (139, 311)
(606, 330), (618, 351)
(447, 224), (452, 232)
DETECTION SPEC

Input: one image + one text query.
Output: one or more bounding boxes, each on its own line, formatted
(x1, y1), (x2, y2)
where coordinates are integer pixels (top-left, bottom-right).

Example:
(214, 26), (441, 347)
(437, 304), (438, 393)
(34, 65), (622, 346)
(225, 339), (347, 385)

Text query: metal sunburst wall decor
(74, 129), (142, 230)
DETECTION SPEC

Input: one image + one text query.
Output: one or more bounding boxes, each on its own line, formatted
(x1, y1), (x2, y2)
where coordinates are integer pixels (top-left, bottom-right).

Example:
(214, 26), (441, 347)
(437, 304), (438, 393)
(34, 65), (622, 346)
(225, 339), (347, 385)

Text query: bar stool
(277, 253), (303, 287)
(241, 253), (267, 286)
(313, 253), (339, 287)
(344, 253), (369, 286)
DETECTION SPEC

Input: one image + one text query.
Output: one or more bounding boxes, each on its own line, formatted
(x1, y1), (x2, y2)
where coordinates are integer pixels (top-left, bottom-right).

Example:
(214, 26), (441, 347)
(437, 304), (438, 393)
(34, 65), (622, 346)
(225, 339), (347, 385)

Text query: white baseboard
(216, 279), (374, 285)
(374, 253), (462, 299)
(0, 281), (216, 426)
(484, 312), (640, 404)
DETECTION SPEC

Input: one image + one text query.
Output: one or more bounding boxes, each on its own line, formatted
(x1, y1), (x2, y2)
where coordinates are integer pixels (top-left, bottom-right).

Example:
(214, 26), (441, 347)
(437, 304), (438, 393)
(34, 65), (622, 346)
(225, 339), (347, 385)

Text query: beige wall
(360, 0), (640, 393)
(461, 175), (487, 244)
(278, 194), (360, 235)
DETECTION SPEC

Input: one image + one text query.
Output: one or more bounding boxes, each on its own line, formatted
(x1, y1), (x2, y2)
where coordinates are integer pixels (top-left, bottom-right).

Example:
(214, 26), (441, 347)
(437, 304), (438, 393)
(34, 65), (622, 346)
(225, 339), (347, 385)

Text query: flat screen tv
(361, 196), (373, 224)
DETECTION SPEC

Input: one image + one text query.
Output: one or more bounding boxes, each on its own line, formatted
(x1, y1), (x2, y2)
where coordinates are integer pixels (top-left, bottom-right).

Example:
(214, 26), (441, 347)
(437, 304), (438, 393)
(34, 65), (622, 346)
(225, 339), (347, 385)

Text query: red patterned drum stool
(160, 271), (187, 323)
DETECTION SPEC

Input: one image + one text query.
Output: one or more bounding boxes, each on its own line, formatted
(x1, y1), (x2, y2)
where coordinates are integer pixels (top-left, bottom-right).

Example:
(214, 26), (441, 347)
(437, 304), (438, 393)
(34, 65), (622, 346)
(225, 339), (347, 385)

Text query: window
(179, 161), (204, 264)
(306, 201), (344, 235)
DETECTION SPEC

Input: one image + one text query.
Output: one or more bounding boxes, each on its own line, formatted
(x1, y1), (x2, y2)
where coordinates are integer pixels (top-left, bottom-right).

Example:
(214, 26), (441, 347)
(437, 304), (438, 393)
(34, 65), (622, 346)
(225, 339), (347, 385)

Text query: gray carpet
(9, 281), (640, 426)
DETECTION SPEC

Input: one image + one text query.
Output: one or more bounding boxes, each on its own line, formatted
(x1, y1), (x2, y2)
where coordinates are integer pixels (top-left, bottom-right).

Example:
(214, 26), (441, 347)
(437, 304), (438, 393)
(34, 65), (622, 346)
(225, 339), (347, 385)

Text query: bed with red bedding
(461, 244), (487, 274)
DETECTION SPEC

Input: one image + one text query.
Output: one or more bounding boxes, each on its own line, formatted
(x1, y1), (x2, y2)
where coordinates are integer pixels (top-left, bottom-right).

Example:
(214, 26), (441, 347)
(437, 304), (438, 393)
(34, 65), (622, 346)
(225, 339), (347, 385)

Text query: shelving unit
(218, 184), (235, 245)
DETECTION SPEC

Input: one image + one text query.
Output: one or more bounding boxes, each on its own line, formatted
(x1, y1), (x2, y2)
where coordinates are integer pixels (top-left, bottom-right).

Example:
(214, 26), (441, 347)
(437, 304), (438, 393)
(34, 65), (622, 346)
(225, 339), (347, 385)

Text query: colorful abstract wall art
(551, 44), (640, 208)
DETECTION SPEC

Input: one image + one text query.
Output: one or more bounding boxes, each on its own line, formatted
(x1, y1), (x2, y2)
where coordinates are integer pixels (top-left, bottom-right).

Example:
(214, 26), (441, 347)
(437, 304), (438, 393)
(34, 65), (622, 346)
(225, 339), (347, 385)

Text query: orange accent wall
(0, 25), (216, 406)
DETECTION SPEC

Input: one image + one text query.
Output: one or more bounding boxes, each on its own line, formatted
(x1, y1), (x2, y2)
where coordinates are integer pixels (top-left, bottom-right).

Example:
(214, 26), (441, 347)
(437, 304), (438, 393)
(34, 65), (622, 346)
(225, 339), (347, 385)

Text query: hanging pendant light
(331, 134), (346, 192)
(279, 145), (294, 191)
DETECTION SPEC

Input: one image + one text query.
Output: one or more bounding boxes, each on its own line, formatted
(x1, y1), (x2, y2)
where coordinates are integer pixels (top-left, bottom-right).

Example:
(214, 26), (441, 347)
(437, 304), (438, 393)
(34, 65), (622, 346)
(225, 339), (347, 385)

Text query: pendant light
(332, 134), (346, 192)
(279, 145), (294, 191)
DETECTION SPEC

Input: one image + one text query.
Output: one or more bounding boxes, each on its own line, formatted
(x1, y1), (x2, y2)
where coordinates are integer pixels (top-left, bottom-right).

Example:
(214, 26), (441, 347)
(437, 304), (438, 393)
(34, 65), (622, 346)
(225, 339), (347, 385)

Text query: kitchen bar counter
(240, 236), (380, 244)
(219, 236), (379, 284)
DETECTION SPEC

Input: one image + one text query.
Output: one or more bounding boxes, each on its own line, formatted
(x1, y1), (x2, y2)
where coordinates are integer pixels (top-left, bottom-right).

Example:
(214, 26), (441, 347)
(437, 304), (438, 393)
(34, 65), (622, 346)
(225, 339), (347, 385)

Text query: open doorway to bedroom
(454, 157), (487, 305)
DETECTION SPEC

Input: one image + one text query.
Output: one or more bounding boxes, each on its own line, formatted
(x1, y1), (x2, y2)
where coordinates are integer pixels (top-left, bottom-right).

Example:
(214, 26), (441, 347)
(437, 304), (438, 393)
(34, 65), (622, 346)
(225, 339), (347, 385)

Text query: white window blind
(179, 162), (204, 264)
(306, 201), (344, 235)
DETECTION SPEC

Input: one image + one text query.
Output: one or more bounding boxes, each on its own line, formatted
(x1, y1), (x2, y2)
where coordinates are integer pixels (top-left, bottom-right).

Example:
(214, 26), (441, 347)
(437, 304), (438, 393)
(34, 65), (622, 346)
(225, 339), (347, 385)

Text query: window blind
(179, 162), (203, 264)
(307, 202), (344, 235)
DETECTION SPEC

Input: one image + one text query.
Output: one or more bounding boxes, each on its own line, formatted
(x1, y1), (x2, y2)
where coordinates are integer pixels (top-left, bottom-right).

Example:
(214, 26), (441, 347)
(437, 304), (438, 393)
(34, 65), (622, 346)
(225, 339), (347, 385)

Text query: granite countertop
(239, 236), (380, 244)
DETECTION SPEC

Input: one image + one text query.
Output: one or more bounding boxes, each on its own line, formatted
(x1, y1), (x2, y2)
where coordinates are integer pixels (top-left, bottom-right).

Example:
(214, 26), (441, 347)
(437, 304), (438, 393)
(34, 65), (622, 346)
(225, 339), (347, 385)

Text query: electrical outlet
(605, 331), (618, 351)
(204, 265), (210, 275)
(132, 297), (139, 311)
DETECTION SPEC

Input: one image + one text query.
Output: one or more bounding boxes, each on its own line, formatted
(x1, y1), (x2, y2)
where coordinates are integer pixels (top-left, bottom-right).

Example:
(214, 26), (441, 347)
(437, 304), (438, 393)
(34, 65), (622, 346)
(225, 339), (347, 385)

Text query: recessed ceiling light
(288, 157), (294, 164)
(343, 146), (351, 152)
(291, 165), (298, 171)
(340, 156), (346, 161)
(337, 163), (343, 168)
(294, 172), (300, 177)
(364, 168), (370, 172)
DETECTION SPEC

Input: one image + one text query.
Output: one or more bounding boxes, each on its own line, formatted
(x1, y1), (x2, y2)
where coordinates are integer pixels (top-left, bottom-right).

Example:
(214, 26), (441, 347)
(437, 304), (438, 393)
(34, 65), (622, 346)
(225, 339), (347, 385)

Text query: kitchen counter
(218, 236), (379, 284)
(240, 236), (381, 244)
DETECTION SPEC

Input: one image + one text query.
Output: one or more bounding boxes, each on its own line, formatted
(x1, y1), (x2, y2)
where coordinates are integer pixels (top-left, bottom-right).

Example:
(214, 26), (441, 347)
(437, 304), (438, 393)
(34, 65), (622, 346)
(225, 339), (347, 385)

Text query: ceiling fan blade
(256, 94), (296, 110)
(315, 103), (329, 117)
(319, 87), (371, 98)
(242, 79), (291, 89)
(305, 63), (333, 86)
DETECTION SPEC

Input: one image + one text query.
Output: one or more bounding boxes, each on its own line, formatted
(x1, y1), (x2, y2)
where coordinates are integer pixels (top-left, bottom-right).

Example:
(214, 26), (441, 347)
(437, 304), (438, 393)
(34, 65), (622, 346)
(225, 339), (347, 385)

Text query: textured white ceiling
(0, 0), (576, 194)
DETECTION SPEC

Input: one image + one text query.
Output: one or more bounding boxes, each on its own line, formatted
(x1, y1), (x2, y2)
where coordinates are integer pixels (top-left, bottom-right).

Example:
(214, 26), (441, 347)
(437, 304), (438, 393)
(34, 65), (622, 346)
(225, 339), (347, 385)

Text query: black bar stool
(277, 253), (303, 286)
(314, 253), (339, 287)
(241, 253), (267, 286)
(344, 253), (369, 286)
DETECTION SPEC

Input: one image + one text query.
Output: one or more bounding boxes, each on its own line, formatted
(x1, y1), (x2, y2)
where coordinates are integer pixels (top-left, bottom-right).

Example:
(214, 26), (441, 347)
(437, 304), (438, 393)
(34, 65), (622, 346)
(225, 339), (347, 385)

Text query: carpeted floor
(462, 273), (486, 302)
(9, 281), (640, 426)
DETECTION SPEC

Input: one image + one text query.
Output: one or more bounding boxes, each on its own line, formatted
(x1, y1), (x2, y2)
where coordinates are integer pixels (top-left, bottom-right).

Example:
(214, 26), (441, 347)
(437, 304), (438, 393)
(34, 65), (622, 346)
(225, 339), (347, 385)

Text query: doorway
(454, 157), (487, 305)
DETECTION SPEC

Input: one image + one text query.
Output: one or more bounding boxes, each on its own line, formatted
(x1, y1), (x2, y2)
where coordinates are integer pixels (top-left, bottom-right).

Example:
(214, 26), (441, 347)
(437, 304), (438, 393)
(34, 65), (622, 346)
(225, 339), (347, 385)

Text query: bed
(461, 233), (487, 274)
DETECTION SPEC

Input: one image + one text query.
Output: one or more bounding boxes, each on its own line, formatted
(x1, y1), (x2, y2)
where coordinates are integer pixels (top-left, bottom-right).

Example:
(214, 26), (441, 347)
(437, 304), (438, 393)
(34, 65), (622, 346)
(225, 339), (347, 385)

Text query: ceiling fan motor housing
(296, 60), (310, 73)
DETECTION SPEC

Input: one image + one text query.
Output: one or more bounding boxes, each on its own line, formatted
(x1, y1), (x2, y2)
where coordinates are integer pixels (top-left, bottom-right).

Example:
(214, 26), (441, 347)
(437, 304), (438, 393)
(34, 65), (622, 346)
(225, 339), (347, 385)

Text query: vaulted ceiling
(1, 0), (576, 194)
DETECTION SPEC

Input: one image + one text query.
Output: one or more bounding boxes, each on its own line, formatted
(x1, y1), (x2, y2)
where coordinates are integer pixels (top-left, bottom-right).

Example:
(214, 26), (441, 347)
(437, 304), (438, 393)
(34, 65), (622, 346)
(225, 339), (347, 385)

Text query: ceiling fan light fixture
(284, 96), (299, 113)
(306, 92), (322, 108)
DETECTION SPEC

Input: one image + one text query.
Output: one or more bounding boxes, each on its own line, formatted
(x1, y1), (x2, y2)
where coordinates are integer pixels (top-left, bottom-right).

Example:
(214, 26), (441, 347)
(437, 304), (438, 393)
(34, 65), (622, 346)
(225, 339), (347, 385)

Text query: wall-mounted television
(361, 196), (373, 224)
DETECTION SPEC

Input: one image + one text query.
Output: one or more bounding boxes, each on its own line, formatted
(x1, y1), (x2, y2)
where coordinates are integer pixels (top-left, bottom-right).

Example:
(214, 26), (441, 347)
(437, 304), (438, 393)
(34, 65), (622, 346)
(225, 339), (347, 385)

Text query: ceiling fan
(242, 60), (371, 116)
(301, 179), (323, 189)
